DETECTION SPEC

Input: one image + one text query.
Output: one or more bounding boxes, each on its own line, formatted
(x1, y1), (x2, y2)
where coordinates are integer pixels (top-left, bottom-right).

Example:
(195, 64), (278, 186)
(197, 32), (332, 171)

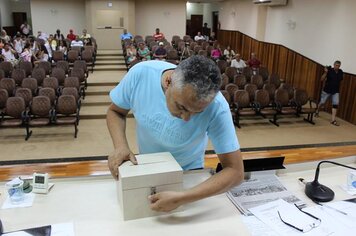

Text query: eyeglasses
(278, 204), (321, 233)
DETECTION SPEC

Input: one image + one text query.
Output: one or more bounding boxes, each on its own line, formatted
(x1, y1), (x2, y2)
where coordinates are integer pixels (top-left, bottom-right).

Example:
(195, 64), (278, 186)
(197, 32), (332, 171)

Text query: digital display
(35, 176), (45, 184)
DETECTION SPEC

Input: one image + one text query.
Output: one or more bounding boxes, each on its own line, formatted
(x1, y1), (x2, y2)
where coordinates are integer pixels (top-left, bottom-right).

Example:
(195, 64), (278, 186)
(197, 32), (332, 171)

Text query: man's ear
(162, 75), (172, 90)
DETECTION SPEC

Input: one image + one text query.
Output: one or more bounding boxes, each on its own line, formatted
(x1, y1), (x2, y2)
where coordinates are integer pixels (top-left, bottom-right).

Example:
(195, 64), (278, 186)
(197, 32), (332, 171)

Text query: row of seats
(0, 88), (81, 140)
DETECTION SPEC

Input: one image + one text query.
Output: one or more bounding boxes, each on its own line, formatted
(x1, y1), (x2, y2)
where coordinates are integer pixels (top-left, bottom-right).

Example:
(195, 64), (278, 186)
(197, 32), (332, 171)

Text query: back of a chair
(225, 67), (237, 81)
(274, 88), (290, 107)
(164, 45), (174, 52)
(280, 83), (294, 99)
(294, 89), (309, 106)
(67, 50), (79, 63)
(183, 35), (191, 42)
(22, 78), (38, 95)
(0, 78), (16, 96)
(51, 67), (66, 85)
(258, 67), (269, 81)
(242, 67), (253, 80)
(56, 60), (69, 74)
(18, 61), (33, 77)
(193, 45), (202, 54)
(0, 88), (9, 109)
(15, 88), (33, 107)
(149, 41), (158, 50)
(31, 67), (46, 86)
(64, 76), (80, 89)
(197, 50), (207, 57)
(217, 60), (228, 74)
(70, 46), (82, 54)
(43, 77), (59, 90)
(38, 61), (52, 75)
(0, 61), (13, 77)
(206, 46), (214, 56)
(220, 74), (229, 90)
(73, 60), (88, 72)
(255, 89), (270, 108)
(70, 68), (85, 83)
(81, 50), (93, 63)
(167, 50), (178, 60)
(263, 83), (276, 100)
(62, 87), (79, 101)
(251, 75), (264, 89)
(145, 35), (155, 43)
(177, 41), (185, 52)
(31, 96), (51, 117)
(189, 42), (197, 51)
(234, 75), (247, 89)
(53, 50), (64, 62)
(0, 69), (4, 80)
(244, 84), (258, 101)
(11, 69), (26, 86)
(225, 83), (239, 98)
(233, 90), (250, 109)
(221, 90), (231, 104)
(38, 88), (56, 105)
(202, 42), (210, 50)
(56, 95), (77, 115)
(268, 73), (281, 88)
(134, 35), (143, 44)
(5, 97), (25, 119)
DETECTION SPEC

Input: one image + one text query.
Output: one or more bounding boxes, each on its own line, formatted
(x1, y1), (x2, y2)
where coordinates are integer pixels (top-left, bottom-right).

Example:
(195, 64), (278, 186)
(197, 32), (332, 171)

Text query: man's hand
(149, 191), (185, 212)
(108, 147), (137, 180)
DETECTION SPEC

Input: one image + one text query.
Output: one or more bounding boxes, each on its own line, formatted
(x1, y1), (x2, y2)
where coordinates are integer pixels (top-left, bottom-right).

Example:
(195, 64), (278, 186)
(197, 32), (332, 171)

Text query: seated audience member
(247, 52), (261, 69)
(67, 29), (76, 41)
(224, 45), (235, 63)
(37, 31), (48, 41)
(120, 29), (133, 41)
(153, 28), (165, 41)
(34, 44), (49, 64)
(30, 38), (39, 56)
(210, 44), (222, 61)
(209, 32), (217, 44)
(231, 54), (246, 73)
(137, 42), (151, 61)
(153, 42), (167, 60)
(13, 33), (24, 54)
(1, 43), (18, 65)
(71, 35), (84, 47)
(20, 21), (31, 36)
(84, 38), (93, 46)
(58, 40), (68, 59)
(48, 34), (57, 51)
(54, 29), (65, 42)
(81, 29), (91, 45)
(194, 32), (205, 42)
(125, 44), (137, 64)
(0, 39), (5, 50)
(0, 30), (11, 43)
(20, 43), (32, 62)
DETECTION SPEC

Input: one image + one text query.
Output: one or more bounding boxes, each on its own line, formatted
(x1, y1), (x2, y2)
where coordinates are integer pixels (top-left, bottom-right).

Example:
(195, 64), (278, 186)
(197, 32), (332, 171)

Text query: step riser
(86, 91), (110, 96)
(94, 68), (127, 71)
(82, 102), (111, 106)
(80, 114), (134, 119)
(88, 82), (118, 86)
(95, 63), (126, 66)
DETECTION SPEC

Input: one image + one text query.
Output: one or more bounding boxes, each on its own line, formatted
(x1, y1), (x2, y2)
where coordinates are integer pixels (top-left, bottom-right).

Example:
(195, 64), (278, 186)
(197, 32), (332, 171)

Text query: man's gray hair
(171, 55), (221, 102)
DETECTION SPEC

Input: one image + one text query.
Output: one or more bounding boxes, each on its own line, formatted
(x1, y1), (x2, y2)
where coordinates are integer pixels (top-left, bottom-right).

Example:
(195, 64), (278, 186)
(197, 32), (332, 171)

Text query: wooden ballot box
(117, 152), (183, 220)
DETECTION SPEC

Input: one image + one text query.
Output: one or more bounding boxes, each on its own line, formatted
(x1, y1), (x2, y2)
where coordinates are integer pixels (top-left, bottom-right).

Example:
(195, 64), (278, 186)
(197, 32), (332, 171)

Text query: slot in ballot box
(117, 152), (183, 220)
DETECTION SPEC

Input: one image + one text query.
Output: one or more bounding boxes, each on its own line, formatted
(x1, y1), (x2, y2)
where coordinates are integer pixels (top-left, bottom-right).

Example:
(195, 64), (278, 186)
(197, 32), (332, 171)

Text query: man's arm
(107, 103), (137, 180)
(149, 150), (244, 212)
(321, 67), (328, 82)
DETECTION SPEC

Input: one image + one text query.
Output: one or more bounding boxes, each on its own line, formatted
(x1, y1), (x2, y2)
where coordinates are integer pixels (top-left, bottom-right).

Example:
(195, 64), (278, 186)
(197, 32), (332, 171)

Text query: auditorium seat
(28, 96), (53, 129)
(225, 67), (237, 81)
(38, 61), (52, 76)
(274, 88), (298, 118)
(22, 78), (38, 96)
(217, 60), (228, 73)
(0, 78), (16, 96)
(244, 83), (258, 101)
(0, 61), (13, 77)
(67, 50), (80, 64)
(53, 95), (80, 138)
(15, 88), (33, 107)
(251, 74), (264, 89)
(294, 89), (317, 125)
(280, 83), (295, 100)
(0, 69), (4, 80)
(233, 75), (247, 89)
(258, 67), (269, 81)
(254, 89), (278, 126)
(43, 77), (60, 92)
(166, 50), (179, 65)
(220, 74), (229, 90)
(56, 60), (70, 75)
(268, 73), (281, 88)
(51, 68), (66, 86)
(225, 83), (239, 98)
(0, 89), (8, 114)
(242, 67), (253, 80)
(81, 50), (95, 73)
(73, 60), (89, 78)
(70, 68), (87, 89)
(64, 76), (85, 99)
(233, 90), (255, 128)
(31, 67), (46, 86)
(53, 50), (65, 62)
(18, 61), (33, 77)
(0, 97), (31, 140)
(61, 87), (81, 109)
(38, 88), (57, 106)
(11, 69), (26, 86)
(263, 83), (276, 101)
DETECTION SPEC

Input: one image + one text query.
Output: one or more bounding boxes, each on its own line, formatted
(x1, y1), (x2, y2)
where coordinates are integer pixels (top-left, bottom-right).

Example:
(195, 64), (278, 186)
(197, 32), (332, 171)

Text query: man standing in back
(316, 60), (343, 126)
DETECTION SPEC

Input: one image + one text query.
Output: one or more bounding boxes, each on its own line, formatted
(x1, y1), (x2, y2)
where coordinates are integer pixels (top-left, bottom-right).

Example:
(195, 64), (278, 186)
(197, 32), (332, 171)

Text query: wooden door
(212, 11), (219, 39)
(190, 15), (203, 38)
(13, 12), (27, 32)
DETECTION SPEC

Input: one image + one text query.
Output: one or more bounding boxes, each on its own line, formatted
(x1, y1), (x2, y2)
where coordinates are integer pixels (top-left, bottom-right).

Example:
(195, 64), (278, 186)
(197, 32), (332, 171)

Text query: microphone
(305, 161), (356, 202)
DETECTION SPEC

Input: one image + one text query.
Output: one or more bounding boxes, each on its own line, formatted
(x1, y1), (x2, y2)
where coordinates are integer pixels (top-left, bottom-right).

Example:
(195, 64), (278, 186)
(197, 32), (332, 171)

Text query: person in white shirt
(71, 35), (84, 47)
(13, 34), (24, 54)
(1, 43), (18, 66)
(20, 21), (31, 36)
(223, 46), (235, 63)
(194, 32), (205, 42)
(231, 54), (246, 73)
(37, 31), (48, 41)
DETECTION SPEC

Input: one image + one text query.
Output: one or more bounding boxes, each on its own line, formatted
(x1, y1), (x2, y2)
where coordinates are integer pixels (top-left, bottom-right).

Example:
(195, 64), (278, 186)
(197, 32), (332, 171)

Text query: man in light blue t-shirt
(107, 56), (244, 212)
(120, 29), (133, 41)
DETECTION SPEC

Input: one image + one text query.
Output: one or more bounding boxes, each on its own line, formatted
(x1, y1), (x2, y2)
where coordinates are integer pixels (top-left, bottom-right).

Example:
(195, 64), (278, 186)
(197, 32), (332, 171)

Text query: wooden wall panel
(218, 30), (356, 125)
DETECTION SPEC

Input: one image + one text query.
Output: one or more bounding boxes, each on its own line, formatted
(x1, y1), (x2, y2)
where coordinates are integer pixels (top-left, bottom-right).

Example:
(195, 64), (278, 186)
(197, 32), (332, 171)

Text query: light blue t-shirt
(110, 60), (240, 170)
(120, 33), (133, 40)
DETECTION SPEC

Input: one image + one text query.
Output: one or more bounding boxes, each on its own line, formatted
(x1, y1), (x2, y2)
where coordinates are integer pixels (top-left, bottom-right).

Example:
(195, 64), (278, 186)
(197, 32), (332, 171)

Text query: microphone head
(305, 180), (335, 202)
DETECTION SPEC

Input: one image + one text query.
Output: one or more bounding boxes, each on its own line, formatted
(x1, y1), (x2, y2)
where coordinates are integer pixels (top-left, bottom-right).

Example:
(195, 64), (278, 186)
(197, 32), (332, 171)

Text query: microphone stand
(305, 160), (356, 202)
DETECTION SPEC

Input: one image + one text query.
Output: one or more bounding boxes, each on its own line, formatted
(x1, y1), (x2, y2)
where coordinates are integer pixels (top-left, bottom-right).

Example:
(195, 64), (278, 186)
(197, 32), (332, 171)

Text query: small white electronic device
(32, 173), (49, 194)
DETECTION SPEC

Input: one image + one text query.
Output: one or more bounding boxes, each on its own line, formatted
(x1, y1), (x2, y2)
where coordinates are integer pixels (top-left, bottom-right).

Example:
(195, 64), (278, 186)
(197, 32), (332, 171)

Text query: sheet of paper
(249, 199), (334, 236)
(2, 193), (35, 209)
(340, 184), (356, 195)
(2, 223), (75, 236)
(323, 200), (356, 229)
(241, 215), (279, 236)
